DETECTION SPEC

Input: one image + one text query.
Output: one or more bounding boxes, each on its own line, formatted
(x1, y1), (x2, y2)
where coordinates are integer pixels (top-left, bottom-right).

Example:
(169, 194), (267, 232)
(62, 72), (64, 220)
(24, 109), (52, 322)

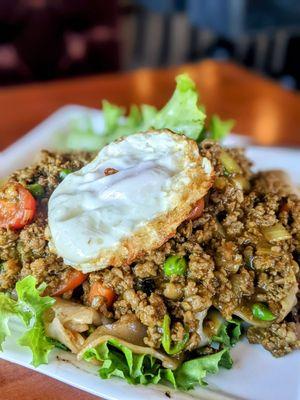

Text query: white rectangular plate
(0, 106), (299, 400)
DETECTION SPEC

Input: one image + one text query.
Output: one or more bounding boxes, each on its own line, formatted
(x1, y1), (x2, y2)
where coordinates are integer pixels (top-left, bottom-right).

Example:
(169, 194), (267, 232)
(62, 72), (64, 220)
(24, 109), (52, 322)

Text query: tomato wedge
(0, 183), (36, 229)
(186, 198), (205, 221)
(88, 281), (116, 307)
(52, 269), (87, 296)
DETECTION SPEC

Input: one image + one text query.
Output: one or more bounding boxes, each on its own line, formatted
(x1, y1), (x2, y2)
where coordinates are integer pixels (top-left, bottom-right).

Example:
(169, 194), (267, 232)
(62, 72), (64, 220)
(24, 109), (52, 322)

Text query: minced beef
(247, 323), (300, 357)
(0, 142), (299, 357)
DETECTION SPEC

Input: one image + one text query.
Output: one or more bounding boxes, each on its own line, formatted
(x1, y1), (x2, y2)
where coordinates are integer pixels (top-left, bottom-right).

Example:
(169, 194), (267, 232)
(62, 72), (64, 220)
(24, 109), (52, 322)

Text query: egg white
(48, 130), (213, 272)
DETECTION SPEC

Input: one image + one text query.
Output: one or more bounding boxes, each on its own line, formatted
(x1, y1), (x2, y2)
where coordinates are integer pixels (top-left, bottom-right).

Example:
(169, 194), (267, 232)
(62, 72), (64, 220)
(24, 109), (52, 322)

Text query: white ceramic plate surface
(0, 106), (299, 400)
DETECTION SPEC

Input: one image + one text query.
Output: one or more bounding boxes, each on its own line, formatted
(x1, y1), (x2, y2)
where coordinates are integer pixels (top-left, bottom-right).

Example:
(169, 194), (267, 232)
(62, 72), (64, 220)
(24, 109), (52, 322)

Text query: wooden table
(1, 60), (300, 400)
(1, 60), (300, 151)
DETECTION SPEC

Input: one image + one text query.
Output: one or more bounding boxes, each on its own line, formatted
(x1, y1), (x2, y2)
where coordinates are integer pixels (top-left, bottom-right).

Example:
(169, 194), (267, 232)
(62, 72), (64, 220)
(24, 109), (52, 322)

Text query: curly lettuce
(208, 115), (235, 141)
(0, 276), (55, 366)
(211, 319), (243, 349)
(0, 293), (21, 350)
(83, 338), (233, 390)
(146, 74), (206, 139)
(58, 74), (212, 151)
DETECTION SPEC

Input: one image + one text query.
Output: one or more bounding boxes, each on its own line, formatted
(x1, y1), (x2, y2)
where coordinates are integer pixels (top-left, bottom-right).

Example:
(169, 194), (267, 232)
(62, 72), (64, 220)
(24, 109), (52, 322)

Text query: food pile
(0, 75), (299, 390)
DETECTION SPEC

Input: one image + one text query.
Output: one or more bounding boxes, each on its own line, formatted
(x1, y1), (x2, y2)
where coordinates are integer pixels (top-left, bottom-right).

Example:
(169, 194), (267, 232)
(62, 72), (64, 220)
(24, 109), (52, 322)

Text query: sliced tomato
(186, 198), (205, 221)
(88, 281), (116, 307)
(0, 183), (36, 229)
(52, 269), (87, 296)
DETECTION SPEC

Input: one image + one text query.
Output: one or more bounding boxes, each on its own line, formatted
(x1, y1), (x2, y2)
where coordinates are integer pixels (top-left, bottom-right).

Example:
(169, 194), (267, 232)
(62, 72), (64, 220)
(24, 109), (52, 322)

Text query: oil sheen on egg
(48, 130), (213, 272)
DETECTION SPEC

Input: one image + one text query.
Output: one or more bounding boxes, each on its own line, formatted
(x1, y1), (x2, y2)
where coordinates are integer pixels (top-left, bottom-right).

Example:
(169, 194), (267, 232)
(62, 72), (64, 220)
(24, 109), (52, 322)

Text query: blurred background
(0, 0), (300, 89)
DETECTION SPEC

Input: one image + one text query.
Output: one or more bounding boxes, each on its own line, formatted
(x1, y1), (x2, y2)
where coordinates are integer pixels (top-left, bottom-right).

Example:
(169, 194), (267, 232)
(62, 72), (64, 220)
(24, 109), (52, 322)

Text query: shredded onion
(261, 223), (291, 242)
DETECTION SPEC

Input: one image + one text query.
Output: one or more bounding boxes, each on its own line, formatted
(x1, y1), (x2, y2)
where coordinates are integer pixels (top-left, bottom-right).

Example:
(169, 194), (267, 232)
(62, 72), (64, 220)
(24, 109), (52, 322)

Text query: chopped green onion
(59, 168), (72, 180)
(162, 314), (189, 355)
(163, 255), (187, 277)
(261, 223), (291, 242)
(26, 183), (44, 197)
(220, 150), (242, 175)
(252, 303), (276, 321)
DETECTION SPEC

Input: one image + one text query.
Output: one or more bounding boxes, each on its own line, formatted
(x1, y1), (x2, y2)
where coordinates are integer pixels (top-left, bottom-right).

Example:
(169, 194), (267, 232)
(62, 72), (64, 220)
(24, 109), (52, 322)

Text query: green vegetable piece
(102, 100), (125, 134)
(83, 338), (164, 385)
(146, 74), (206, 140)
(59, 168), (72, 180)
(209, 115), (235, 141)
(162, 315), (189, 355)
(19, 320), (54, 367)
(47, 338), (70, 352)
(0, 276), (55, 367)
(62, 116), (105, 151)
(252, 303), (276, 321)
(261, 223), (291, 242)
(56, 74), (209, 151)
(163, 255), (187, 277)
(220, 150), (242, 175)
(211, 319), (243, 348)
(174, 348), (232, 390)
(26, 183), (44, 198)
(83, 337), (233, 390)
(0, 293), (21, 350)
(16, 276), (56, 366)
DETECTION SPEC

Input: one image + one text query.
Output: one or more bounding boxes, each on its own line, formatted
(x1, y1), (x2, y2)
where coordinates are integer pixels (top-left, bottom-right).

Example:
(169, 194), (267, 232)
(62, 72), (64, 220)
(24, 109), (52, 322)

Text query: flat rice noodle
(52, 297), (108, 328)
(77, 315), (180, 370)
(277, 282), (298, 322)
(45, 314), (86, 354)
(44, 298), (107, 354)
(195, 309), (210, 347)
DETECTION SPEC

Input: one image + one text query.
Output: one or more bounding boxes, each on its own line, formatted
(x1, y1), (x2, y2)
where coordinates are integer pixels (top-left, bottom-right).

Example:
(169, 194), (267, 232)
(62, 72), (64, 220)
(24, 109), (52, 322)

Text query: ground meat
(247, 322), (300, 357)
(133, 261), (158, 278)
(9, 150), (95, 195)
(18, 219), (48, 263)
(0, 259), (21, 290)
(0, 228), (19, 260)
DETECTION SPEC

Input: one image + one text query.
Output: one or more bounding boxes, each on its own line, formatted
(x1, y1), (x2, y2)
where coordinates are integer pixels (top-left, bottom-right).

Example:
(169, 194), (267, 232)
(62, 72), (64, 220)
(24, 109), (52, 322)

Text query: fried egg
(48, 130), (213, 272)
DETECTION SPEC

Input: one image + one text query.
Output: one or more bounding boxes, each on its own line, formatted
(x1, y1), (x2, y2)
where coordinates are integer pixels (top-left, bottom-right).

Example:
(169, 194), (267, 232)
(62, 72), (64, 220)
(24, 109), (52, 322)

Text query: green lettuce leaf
(173, 348), (232, 390)
(83, 338), (163, 385)
(211, 319), (243, 348)
(0, 276), (55, 366)
(58, 74), (207, 151)
(102, 100), (125, 134)
(145, 74), (206, 139)
(18, 320), (54, 367)
(61, 116), (106, 151)
(0, 293), (22, 350)
(208, 115), (235, 140)
(83, 338), (233, 390)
